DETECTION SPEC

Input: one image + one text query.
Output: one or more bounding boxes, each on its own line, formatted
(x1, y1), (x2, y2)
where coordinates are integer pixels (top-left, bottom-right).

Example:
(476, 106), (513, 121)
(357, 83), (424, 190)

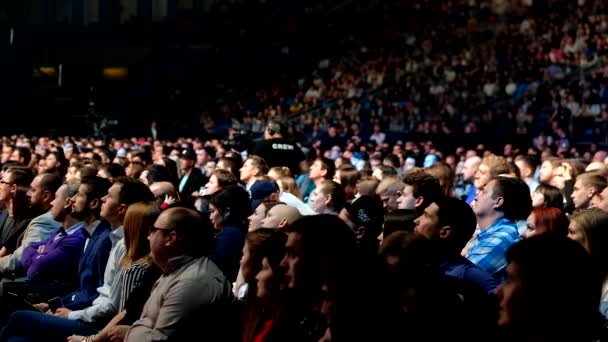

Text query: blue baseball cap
(250, 180), (279, 210)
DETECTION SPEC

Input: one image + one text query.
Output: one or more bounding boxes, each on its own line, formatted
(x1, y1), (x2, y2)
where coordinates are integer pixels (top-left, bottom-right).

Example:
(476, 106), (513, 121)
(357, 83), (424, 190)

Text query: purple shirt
(21, 222), (86, 282)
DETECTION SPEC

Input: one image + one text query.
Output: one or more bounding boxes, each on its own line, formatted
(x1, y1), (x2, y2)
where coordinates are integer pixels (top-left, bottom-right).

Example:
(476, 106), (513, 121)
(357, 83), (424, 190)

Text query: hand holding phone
(48, 297), (64, 313)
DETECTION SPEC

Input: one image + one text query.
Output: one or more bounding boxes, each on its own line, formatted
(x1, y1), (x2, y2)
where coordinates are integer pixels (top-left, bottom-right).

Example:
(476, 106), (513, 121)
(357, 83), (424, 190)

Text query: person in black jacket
(251, 120), (305, 176)
(178, 149), (206, 205)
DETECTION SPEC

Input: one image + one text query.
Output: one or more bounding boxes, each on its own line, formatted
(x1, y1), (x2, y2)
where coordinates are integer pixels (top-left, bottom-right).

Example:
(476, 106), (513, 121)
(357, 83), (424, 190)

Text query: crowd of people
(0, 112), (604, 341)
(2, 0), (608, 342)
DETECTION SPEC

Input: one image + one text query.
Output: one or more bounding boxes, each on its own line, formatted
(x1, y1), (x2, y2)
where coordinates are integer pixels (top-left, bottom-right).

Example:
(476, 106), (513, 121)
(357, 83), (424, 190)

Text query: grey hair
(63, 181), (80, 198)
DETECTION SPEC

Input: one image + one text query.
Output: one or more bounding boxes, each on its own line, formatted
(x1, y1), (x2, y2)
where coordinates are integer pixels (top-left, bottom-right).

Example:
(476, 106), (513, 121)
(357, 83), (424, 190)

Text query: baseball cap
(250, 180), (279, 210)
(181, 149), (197, 161)
(343, 195), (384, 229)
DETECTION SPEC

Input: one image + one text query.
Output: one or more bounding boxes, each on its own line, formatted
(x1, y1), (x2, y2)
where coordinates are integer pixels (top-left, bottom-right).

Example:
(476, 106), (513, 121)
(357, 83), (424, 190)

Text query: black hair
(145, 164), (171, 185)
(434, 196), (478, 253)
(209, 185), (252, 229)
(383, 209), (417, 238)
(112, 176), (155, 206)
(491, 176), (532, 221)
(402, 171), (442, 211)
(505, 235), (599, 338)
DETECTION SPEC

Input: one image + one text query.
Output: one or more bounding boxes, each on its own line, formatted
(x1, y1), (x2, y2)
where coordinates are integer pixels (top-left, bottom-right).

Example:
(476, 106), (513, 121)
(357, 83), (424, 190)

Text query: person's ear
(588, 187), (597, 199)
(324, 194), (333, 207)
(414, 196), (424, 208)
(355, 226), (367, 239)
(89, 198), (100, 211)
(269, 193), (279, 202)
(278, 218), (288, 229)
(439, 225), (452, 239)
(42, 190), (53, 204)
(493, 196), (504, 209)
(117, 203), (128, 217)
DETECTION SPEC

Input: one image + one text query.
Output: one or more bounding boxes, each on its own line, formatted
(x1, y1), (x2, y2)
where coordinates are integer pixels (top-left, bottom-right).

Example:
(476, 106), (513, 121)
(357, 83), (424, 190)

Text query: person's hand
(561, 162), (573, 181)
(53, 307), (72, 318)
(67, 335), (85, 342)
(107, 325), (129, 342)
(164, 195), (176, 205)
(33, 303), (49, 312)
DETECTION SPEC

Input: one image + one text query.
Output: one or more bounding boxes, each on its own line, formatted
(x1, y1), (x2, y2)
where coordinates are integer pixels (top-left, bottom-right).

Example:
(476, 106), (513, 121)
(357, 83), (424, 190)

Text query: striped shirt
(465, 218), (519, 279)
(119, 260), (155, 311)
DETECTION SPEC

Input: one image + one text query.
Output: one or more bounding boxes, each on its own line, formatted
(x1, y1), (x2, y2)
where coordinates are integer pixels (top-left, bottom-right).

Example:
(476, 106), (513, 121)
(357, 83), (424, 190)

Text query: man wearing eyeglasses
(123, 207), (233, 342)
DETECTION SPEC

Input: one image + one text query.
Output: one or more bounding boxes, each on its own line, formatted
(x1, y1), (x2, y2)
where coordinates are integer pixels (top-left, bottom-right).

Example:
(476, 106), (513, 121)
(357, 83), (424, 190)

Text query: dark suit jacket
(178, 168), (206, 204)
(62, 219), (112, 311)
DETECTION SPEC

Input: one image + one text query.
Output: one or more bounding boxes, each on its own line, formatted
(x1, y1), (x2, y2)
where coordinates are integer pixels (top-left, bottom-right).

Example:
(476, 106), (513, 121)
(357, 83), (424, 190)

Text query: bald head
(154, 207), (210, 257)
(261, 204), (302, 230)
(149, 181), (179, 200)
(462, 156), (482, 182)
(586, 162), (607, 173)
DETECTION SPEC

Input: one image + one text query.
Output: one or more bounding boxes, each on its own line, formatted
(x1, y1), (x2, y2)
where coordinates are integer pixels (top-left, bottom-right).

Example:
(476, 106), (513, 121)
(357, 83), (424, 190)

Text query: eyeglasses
(149, 226), (174, 235)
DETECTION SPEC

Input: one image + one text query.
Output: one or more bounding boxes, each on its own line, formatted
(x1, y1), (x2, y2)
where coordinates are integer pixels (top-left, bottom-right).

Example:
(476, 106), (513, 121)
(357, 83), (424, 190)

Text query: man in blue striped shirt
(466, 177), (531, 280)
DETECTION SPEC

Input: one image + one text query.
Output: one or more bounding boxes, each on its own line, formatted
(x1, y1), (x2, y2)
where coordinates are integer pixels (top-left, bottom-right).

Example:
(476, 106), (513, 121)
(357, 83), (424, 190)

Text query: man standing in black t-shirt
(251, 119), (305, 176)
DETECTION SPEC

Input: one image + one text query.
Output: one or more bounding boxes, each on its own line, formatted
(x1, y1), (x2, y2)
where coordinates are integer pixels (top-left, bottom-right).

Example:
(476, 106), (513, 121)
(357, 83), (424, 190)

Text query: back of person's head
(336, 165), (359, 201)
(503, 162), (521, 179)
(503, 235), (598, 338)
(482, 154), (510, 178)
(38, 172), (62, 198)
(79, 165), (99, 179)
(379, 231), (439, 285)
(145, 164), (171, 185)
(528, 207), (569, 238)
(218, 156), (242, 178)
(286, 214), (358, 297)
(160, 156), (179, 183)
(99, 163), (126, 181)
(492, 176), (532, 221)
(212, 169), (238, 188)
(377, 165), (398, 178)
(533, 184), (563, 209)
(112, 176), (155, 206)
(266, 119), (288, 137)
(356, 177), (379, 197)
(122, 202), (160, 267)
(424, 162), (454, 197)
(383, 209), (417, 238)
(268, 166), (292, 180)
(403, 170), (442, 210)
(276, 176), (301, 199)
(209, 185), (252, 228)
(434, 196), (478, 253)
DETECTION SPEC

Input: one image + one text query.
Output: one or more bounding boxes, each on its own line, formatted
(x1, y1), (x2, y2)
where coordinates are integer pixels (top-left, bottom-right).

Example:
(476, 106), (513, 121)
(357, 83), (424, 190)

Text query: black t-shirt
(251, 138), (305, 176)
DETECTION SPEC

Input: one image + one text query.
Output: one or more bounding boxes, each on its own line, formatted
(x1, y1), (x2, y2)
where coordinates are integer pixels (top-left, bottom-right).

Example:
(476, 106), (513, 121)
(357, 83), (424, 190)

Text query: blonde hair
(268, 166), (292, 180)
(376, 176), (405, 196)
(276, 176), (302, 199)
(122, 202), (160, 268)
(481, 154), (510, 178)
